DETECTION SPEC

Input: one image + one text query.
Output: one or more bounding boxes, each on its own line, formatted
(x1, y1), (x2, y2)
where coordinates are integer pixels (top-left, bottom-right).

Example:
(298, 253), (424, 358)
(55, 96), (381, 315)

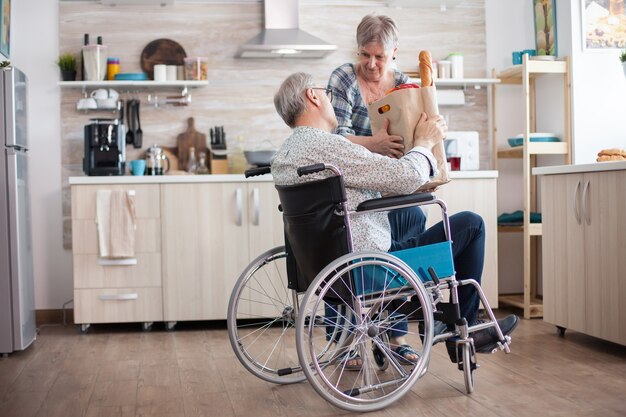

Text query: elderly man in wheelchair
(227, 72), (518, 412)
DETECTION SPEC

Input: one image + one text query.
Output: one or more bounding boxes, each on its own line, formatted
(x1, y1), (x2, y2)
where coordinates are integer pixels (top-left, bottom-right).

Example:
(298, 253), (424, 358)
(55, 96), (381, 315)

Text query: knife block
(210, 153), (229, 174)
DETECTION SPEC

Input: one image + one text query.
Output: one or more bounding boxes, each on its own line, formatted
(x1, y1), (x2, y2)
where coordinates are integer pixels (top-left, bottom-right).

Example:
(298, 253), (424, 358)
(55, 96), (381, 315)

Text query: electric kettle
(145, 144), (170, 175)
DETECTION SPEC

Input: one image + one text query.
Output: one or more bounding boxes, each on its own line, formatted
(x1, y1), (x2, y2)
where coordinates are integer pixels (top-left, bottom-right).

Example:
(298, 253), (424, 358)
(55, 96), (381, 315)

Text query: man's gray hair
(274, 72), (313, 128)
(356, 14), (399, 51)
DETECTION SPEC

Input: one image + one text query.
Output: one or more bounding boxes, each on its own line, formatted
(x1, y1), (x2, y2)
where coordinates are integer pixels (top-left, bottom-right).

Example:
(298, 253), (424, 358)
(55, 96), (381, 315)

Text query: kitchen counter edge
(69, 170), (498, 185)
(533, 161), (626, 176)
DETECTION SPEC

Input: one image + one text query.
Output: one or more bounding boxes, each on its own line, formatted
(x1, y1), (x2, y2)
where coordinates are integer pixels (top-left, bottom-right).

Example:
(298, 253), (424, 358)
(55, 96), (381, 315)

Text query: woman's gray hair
(356, 14), (399, 51)
(274, 72), (313, 128)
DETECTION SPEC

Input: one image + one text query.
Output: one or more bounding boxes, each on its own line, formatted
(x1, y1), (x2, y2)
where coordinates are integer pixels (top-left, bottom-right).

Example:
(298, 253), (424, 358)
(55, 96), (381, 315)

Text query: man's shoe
(471, 314), (519, 354)
(444, 315), (519, 363)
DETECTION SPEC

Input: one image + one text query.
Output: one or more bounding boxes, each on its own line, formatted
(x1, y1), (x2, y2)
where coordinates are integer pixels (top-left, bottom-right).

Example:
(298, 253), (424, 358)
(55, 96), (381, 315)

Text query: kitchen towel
(96, 190), (137, 258)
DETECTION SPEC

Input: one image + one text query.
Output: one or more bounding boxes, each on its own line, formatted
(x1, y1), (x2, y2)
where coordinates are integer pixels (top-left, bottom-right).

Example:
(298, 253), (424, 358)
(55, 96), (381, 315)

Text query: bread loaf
(597, 148), (626, 157)
(419, 50), (433, 87)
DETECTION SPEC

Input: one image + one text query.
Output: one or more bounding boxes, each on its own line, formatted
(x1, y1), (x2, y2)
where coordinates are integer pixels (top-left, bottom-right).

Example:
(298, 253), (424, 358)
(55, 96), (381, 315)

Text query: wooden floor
(1, 312), (625, 417)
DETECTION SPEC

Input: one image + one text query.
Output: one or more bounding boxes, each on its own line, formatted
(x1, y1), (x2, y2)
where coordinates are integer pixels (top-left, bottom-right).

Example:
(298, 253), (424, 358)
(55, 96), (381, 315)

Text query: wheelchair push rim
(296, 251), (435, 412)
(227, 246), (307, 385)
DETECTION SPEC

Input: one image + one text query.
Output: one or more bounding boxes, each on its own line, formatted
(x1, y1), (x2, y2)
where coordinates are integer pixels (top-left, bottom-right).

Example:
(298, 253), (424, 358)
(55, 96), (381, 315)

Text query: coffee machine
(83, 118), (125, 176)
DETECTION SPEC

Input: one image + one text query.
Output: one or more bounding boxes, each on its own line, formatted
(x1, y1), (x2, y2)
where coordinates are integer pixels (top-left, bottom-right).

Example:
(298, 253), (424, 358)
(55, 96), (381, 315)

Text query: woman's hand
(414, 112), (447, 150)
(370, 119), (405, 158)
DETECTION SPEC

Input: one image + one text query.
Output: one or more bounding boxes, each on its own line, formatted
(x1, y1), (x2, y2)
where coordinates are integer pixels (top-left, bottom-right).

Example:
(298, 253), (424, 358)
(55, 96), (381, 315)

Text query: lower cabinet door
(74, 287), (163, 324)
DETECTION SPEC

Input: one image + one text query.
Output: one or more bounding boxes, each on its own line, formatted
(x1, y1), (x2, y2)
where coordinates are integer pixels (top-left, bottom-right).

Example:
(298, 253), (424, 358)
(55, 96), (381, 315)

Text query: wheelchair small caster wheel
(142, 322), (153, 332)
(556, 326), (566, 337)
(166, 321), (177, 331)
(79, 324), (90, 334)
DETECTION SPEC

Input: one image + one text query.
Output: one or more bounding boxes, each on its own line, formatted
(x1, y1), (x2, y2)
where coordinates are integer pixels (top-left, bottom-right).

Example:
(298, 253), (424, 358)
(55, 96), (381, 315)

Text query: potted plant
(57, 53), (77, 81)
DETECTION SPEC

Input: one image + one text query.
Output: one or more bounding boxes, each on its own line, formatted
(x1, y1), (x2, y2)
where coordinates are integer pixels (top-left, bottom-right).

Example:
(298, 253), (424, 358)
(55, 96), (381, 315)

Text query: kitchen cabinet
(160, 181), (282, 323)
(493, 56), (572, 318)
(537, 164), (626, 345)
(425, 173), (499, 307)
(71, 183), (163, 330)
(69, 173), (500, 327)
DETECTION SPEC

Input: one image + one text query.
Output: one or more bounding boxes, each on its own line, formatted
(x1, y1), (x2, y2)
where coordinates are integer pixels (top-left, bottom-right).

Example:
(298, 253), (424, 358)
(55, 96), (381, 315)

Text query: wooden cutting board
(140, 39), (187, 79)
(176, 117), (208, 172)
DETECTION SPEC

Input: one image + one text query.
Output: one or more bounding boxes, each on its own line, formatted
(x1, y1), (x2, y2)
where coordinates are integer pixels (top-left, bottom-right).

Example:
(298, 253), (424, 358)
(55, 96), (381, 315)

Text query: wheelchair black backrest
(275, 175), (353, 298)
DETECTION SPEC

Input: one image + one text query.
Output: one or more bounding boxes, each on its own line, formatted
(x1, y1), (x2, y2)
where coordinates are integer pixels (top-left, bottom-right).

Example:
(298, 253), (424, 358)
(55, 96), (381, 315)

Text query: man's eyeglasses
(311, 87), (333, 102)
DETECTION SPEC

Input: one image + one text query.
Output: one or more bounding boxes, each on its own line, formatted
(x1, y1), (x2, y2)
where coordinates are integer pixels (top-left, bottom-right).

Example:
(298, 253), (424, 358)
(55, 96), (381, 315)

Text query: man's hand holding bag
(367, 50), (450, 191)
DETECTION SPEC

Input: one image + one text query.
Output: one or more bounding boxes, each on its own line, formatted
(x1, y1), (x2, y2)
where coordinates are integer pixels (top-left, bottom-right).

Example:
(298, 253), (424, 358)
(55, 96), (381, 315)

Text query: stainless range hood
(236, 0), (337, 59)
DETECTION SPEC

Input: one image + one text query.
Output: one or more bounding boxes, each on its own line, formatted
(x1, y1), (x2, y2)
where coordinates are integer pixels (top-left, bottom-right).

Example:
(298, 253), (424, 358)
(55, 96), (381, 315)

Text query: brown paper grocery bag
(368, 85), (450, 191)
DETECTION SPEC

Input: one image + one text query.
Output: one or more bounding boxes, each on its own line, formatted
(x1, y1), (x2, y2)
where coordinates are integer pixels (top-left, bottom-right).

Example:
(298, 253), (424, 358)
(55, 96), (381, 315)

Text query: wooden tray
(140, 39), (187, 79)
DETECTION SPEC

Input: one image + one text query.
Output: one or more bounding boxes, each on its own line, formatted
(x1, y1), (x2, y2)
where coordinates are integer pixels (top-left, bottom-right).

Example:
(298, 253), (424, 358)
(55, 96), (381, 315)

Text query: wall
(570, 1), (626, 163)
(10, 0), (72, 310)
(41, 0), (489, 310)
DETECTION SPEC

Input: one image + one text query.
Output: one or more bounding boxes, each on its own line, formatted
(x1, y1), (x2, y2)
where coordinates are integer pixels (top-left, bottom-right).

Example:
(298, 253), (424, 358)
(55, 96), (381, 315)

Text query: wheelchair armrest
(356, 192), (435, 212)
(245, 166), (271, 178)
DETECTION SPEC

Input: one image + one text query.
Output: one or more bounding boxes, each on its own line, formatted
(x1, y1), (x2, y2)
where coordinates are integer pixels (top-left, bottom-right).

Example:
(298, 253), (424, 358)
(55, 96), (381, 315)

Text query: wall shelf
(403, 74), (501, 88)
(58, 80), (208, 88)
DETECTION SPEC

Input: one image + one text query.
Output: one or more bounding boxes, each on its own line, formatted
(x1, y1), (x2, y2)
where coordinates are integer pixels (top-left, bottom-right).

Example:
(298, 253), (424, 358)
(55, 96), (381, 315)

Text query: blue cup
(512, 51), (522, 65)
(130, 159), (146, 176)
(523, 49), (537, 57)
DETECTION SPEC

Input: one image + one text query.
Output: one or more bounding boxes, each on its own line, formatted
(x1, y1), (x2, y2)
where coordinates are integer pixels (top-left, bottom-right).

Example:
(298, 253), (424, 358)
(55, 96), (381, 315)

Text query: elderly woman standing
(327, 14), (429, 294)
(326, 14), (432, 365)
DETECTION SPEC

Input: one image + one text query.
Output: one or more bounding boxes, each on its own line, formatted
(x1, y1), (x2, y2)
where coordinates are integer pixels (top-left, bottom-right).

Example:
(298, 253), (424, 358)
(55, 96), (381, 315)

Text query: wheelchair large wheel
(296, 252), (435, 412)
(227, 246), (306, 384)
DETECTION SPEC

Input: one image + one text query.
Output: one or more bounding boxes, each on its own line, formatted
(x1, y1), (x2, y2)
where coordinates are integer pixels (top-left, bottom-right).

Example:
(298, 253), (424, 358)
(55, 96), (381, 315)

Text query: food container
(437, 60), (451, 79)
(184, 57), (208, 80)
(446, 53), (464, 79)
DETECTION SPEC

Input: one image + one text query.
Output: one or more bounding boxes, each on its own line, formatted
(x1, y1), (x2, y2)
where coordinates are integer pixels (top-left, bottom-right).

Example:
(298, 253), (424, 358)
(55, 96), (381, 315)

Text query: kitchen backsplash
(59, 0), (488, 248)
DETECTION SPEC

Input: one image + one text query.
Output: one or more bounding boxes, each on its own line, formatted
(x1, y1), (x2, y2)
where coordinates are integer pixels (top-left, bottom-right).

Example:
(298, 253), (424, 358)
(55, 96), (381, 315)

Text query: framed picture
(0, 0), (9, 58)
(582, 0), (626, 50)
(533, 0), (558, 56)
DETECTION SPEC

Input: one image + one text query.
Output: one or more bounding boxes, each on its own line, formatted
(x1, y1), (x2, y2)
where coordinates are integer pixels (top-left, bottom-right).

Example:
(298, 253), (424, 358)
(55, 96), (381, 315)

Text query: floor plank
(0, 312), (624, 417)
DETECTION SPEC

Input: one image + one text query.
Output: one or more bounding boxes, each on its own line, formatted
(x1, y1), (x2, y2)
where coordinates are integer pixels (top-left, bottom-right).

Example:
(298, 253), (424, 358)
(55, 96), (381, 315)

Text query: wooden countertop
(69, 170), (498, 185)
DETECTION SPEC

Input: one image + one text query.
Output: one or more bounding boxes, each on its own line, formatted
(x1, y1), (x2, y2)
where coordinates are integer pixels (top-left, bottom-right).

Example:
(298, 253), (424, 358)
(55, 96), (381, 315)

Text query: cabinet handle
(235, 188), (243, 226)
(98, 293), (138, 301)
(573, 180), (581, 224)
(252, 188), (260, 226)
(582, 180), (591, 225)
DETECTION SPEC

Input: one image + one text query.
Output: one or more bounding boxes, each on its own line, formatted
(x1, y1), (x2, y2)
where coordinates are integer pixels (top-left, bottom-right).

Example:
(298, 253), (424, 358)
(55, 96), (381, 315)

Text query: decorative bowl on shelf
(507, 133), (560, 147)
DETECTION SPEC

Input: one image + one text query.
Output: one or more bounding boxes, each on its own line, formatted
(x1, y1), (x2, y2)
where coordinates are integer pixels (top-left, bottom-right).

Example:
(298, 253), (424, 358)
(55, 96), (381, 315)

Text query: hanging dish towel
(96, 190), (137, 258)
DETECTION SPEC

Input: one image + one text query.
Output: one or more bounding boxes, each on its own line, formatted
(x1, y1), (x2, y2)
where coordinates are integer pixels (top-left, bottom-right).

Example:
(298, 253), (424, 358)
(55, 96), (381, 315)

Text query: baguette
(419, 50), (433, 87)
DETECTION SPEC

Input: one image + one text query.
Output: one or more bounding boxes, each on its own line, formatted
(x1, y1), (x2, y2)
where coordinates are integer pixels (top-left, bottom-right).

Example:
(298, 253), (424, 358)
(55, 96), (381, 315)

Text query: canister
(447, 53), (464, 79)
(107, 58), (120, 81)
(438, 60), (452, 79)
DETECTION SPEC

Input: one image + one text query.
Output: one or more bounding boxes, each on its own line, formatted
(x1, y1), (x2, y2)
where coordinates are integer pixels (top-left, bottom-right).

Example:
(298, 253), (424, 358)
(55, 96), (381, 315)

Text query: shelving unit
(492, 55), (571, 319)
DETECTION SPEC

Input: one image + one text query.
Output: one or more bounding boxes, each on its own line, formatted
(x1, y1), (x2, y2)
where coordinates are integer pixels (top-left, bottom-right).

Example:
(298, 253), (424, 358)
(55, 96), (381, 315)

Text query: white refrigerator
(0, 66), (36, 354)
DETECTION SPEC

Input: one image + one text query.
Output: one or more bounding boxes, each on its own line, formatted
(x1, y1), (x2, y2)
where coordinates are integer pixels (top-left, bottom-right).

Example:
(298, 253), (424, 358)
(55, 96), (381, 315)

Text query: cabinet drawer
(72, 218), (161, 254)
(71, 184), (160, 219)
(73, 253), (162, 288)
(74, 287), (163, 324)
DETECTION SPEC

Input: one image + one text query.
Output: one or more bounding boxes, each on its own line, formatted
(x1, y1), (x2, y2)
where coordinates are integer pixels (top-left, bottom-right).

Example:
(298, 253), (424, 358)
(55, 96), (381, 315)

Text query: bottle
(196, 151), (210, 175)
(230, 136), (247, 174)
(186, 146), (197, 174)
(81, 34), (89, 81)
(97, 36), (106, 80)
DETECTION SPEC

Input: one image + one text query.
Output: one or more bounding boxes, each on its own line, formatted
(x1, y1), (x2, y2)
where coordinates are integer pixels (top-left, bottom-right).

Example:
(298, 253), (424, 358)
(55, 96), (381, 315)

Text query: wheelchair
(227, 163), (512, 413)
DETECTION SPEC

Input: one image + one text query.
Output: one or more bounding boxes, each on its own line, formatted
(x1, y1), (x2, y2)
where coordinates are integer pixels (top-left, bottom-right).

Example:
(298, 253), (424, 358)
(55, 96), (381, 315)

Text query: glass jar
(186, 146), (197, 174)
(196, 151), (210, 174)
